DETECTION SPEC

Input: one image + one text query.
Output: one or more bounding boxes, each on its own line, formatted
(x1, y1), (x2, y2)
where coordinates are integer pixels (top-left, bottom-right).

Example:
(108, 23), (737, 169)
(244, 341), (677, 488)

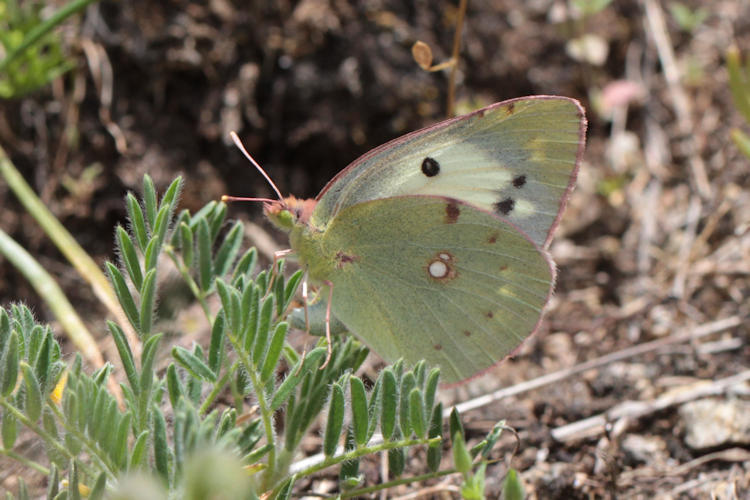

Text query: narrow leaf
(400, 373), (416, 437)
(1, 330), (19, 396)
(189, 201), (216, 229)
(69, 461), (81, 500)
(208, 203), (227, 242)
(105, 263), (140, 333)
(208, 312), (225, 373)
(449, 407), (464, 441)
(180, 222), (194, 268)
(143, 175), (157, 229)
(452, 430), (472, 476)
(172, 346), (217, 383)
(427, 402), (444, 472)
(260, 322), (287, 383)
(283, 270), (304, 311)
(129, 430), (150, 469)
(242, 285), (260, 352)
(139, 269), (157, 336)
(350, 377), (368, 446)
(197, 218), (213, 291)
(275, 476), (296, 500)
(424, 368), (440, 413)
(126, 193), (149, 251)
(166, 363), (183, 408)
(152, 205), (171, 248)
(339, 428), (361, 489)
(138, 335), (162, 428)
(252, 296), (274, 366)
(2, 411), (17, 448)
(153, 406), (169, 482)
(159, 177), (182, 213)
(114, 412), (132, 469)
(323, 383), (345, 456)
(116, 225), (143, 290)
(232, 248), (257, 281)
(143, 237), (160, 273)
(270, 347), (326, 411)
(409, 387), (426, 438)
(0, 308), (9, 347)
(108, 321), (138, 395)
(88, 473), (107, 500)
(503, 468), (525, 500)
(387, 427), (405, 477)
(381, 369), (397, 440)
(366, 375), (382, 443)
(214, 221), (243, 277)
(21, 363), (42, 422)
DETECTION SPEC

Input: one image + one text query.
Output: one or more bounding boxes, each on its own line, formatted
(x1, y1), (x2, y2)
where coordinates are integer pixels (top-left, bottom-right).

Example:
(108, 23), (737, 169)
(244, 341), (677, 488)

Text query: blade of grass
(0, 227), (124, 406)
(0, 0), (100, 73)
(0, 146), (141, 360)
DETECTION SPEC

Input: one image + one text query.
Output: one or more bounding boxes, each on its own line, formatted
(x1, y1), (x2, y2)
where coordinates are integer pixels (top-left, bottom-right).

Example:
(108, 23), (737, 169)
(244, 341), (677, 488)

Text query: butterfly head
(264, 196), (317, 232)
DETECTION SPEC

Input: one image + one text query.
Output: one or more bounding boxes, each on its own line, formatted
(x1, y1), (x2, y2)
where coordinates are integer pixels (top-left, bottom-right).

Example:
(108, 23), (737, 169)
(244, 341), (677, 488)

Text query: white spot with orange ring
(428, 260), (449, 279)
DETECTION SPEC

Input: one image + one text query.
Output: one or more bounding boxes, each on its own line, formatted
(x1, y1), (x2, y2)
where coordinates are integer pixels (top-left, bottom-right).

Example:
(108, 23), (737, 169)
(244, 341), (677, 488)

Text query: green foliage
(668, 2), (708, 33)
(503, 468), (525, 500)
(0, 175), (504, 498)
(571, 0), (612, 16)
(0, 0), (98, 98)
(727, 46), (750, 159)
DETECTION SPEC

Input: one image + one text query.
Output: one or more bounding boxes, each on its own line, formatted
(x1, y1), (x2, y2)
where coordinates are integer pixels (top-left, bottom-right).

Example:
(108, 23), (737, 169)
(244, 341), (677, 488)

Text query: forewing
(319, 196), (554, 385)
(312, 96), (586, 249)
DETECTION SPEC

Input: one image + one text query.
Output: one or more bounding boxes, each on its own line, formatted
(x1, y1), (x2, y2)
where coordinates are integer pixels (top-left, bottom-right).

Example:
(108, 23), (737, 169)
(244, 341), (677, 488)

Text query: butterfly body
(264, 96), (587, 385)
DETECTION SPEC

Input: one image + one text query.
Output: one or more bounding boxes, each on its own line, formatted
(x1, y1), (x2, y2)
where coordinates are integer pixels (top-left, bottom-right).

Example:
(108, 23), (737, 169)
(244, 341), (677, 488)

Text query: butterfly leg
(318, 280), (335, 369)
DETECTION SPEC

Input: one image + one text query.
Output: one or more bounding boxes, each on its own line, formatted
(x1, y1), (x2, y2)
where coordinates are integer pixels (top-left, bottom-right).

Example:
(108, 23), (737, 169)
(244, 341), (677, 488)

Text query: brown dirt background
(1, 0), (749, 498)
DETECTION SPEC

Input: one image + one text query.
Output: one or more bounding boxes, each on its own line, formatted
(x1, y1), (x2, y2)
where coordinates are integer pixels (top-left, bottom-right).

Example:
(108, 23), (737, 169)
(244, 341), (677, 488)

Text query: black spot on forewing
(512, 175), (526, 188)
(421, 157), (440, 177)
(494, 197), (515, 215)
(505, 103), (515, 115)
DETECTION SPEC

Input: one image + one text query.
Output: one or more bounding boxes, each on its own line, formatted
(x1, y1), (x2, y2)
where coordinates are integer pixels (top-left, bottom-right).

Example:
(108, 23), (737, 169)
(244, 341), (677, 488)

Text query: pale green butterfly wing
(310, 96), (586, 249)
(291, 195), (554, 385)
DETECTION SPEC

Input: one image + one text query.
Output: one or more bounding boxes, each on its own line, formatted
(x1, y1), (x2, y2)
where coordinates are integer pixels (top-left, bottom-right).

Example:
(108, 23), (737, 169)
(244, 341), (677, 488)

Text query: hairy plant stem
(225, 332), (277, 490)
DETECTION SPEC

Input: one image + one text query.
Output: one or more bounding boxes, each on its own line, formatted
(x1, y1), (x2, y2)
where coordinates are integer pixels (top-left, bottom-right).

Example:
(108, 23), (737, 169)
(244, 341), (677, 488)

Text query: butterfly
(234, 96), (586, 385)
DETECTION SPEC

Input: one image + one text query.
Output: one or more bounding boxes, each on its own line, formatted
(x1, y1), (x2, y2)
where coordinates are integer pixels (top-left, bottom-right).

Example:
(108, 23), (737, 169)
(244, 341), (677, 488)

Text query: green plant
(668, 2), (708, 33)
(727, 46), (750, 159)
(571, 0), (613, 17)
(0, 175), (514, 498)
(0, 0), (98, 98)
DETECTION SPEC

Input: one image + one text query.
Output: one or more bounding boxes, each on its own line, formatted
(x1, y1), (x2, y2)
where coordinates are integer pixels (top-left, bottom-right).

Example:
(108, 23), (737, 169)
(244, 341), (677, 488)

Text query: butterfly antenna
(230, 131), (285, 202)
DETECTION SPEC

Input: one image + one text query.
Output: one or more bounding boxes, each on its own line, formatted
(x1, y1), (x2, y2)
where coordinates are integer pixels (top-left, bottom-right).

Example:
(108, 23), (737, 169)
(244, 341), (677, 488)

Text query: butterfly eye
(421, 157), (440, 177)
